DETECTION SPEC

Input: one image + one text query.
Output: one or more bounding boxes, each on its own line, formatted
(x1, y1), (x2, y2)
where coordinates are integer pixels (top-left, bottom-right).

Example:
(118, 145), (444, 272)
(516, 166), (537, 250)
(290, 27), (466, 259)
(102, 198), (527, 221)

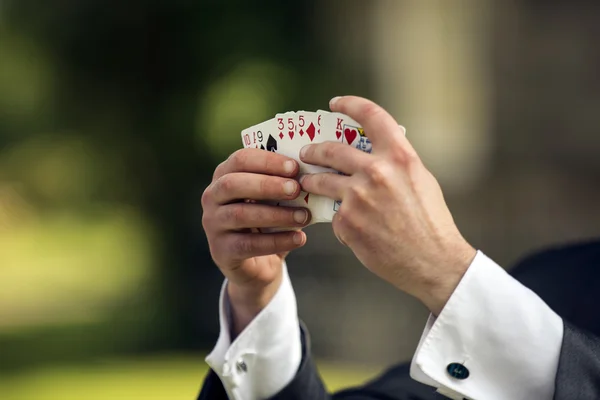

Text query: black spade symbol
(267, 135), (278, 152)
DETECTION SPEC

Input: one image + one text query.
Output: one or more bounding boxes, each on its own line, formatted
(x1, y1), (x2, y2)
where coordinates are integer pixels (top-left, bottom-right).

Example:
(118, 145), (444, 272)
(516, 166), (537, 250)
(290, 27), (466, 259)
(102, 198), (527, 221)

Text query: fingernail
(293, 210), (308, 224)
(329, 96), (341, 108)
(299, 175), (306, 185)
(283, 180), (297, 195)
(284, 160), (296, 174)
(300, 145), (310, 159)
(293, 231), (304, 245)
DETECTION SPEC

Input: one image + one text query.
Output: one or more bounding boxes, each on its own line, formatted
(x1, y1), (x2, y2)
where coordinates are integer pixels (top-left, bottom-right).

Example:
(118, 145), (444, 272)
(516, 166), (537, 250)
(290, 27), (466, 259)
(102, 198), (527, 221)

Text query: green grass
(0, 355), (382, 400)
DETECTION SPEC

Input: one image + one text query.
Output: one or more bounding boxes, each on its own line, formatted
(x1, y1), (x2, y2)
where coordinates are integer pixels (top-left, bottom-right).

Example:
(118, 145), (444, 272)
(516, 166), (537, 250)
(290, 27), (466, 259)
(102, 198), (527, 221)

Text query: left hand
(299, 96), (476, 315)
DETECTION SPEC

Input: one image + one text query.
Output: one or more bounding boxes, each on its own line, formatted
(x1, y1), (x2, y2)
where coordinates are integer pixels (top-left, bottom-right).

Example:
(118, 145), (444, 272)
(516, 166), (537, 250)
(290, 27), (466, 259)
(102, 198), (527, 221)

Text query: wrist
(418, 243), (477, 316)
(227, 272), (282, 337)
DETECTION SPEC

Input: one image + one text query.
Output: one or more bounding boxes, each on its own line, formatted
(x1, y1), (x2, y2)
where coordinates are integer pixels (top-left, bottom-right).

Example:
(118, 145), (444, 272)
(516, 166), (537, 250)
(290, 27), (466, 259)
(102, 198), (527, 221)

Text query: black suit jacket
(198, 241), (600, 399)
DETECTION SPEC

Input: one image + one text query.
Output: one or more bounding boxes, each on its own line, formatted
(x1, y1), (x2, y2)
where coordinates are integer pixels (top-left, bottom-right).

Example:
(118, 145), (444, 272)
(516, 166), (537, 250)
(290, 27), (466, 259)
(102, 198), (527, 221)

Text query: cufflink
(236, 359), (248, 373)
(446, 363), (469, 380)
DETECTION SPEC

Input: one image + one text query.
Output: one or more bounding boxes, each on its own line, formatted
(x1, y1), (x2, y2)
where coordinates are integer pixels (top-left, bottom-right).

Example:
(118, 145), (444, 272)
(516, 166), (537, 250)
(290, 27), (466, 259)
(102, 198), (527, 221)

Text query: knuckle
(213, 160), (227, 180)
(201, 212), (211, 231)
(202, 205), (215, 227)
(337, 208), (360, 234)
(271, 207), (285, 223)
(269, 234), (281, 251)
(332, 212), (350, 237)
(259, 176), (273, 197)
(301, 174), (314, 189)
(201, 185), (213, 208)
(318, 174), (333, 192)
(323, 143), (337, 160)
(406, 150), (421, 168)
(392, 147), (420, 169)
(232, 237), (252, 256)
(263, 153), (277, 173)
(216, 174), (233, 194)
(346, 184), (368, 202)
(336, 205), (351, 220)
(312, 174), (325, 189)
(226, 204), (244, 224)
(255, 205), (277, 224)
(208, 241), (223, 264)
(301, 174), (316, 191)
(230, 149), (248, 169)
(365, 160), (389, 185)
(332, 212), (343, 230)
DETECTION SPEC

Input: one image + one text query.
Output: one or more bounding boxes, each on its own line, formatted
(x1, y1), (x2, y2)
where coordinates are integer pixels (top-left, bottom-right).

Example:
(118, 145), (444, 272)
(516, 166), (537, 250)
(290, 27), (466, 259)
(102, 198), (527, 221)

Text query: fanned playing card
(295, 111), (331, 174)
(318, 111), (372, 213)
(241, 118), (277, 150)
(274, 111), (296, 158)
(274, 111), (328, 220)
(240, 109), (391, 228)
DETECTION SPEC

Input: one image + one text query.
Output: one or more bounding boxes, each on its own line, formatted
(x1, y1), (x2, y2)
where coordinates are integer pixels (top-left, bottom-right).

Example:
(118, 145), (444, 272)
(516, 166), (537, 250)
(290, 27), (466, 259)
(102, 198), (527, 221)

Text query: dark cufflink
(446, 363), (470, 380)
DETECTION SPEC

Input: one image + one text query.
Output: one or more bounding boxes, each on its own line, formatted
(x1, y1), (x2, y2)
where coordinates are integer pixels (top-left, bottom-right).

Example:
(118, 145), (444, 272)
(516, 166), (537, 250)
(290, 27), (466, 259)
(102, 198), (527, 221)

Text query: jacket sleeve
(198, 323), (445, 400)
(198, 369), (229, 400)
(553, 321), (600, 400)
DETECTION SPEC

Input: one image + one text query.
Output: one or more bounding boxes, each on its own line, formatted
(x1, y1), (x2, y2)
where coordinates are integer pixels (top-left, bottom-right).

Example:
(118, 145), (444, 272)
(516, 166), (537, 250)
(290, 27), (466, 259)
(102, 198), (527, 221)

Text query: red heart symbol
(336, 130), (342, 139)
(344, 128), (357, 144)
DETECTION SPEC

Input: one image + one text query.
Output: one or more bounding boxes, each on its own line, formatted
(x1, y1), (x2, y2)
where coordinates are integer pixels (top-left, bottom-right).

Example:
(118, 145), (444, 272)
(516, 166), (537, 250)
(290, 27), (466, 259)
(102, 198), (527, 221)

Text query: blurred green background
(3, 0), (600, 398)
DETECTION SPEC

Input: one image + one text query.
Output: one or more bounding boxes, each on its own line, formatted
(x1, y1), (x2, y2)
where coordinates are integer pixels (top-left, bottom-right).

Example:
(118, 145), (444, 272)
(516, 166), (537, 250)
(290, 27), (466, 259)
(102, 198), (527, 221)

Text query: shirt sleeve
(410, 251), (564, 400)
(205, 261), (302, 400)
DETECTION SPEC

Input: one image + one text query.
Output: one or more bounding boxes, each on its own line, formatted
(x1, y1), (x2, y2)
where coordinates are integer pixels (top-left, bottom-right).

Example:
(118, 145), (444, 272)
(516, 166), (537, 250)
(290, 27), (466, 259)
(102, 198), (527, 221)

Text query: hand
(202, 148), (311, 335)
(300, 96), (476, 315)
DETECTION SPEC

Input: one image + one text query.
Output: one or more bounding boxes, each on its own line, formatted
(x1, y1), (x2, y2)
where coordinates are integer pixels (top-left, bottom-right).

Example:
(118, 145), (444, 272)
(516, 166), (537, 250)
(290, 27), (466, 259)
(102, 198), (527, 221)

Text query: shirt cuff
(205, 262), (302, 400)
(410, 251), (564, 400)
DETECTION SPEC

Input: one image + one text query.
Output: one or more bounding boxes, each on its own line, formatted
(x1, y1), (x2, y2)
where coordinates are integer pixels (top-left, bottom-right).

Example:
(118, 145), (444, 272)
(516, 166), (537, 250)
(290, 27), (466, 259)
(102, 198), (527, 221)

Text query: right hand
(202, 148), (311, 334)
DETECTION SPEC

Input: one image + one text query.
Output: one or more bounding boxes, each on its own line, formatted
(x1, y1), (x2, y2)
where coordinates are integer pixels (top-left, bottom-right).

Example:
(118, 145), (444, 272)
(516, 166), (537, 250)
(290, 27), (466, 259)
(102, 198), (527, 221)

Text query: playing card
(273, 111), (320, 216)
(294, 111), (331, 174)
(318, 112), (370, 213)
(316, 109), (335, 142)
(316, 109), (328, 138)
(296, 110), (316, 146)
(274, 112), (297, 158)
(321, 112), (359, 145)
(289, 110), (345, 223)
(241, 118), (278, 151)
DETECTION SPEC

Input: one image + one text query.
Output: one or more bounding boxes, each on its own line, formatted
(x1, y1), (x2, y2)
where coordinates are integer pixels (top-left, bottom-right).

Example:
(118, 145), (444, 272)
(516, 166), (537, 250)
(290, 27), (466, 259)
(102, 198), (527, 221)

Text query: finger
(331, 213), (348, 246)
(217, 203), (310, 230)
(300, 173), (349, 201)
(213, 148), (299, 180)
(227, 230), (307, 260)
(329, 96), (408, 152)
(211, 173), (301, 204)
(299, 141), (372, 175)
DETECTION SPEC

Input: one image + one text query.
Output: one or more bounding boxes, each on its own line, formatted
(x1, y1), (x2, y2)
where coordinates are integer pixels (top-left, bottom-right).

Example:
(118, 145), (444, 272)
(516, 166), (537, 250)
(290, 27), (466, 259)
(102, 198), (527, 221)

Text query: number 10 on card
(242, 130), (264, 147)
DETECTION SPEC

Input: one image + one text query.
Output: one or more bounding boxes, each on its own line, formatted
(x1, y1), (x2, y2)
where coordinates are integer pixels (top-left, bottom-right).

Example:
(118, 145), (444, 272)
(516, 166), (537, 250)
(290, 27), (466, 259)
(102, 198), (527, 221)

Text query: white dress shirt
(206, 251), (564, 400)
